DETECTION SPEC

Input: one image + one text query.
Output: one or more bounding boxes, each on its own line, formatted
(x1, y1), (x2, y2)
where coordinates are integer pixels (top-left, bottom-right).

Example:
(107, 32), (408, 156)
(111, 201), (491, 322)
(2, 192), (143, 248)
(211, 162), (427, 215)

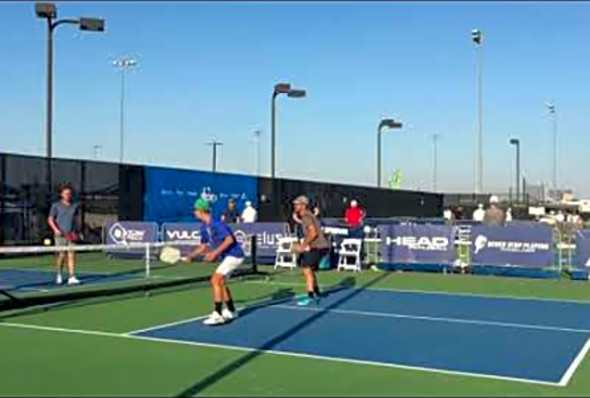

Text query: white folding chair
(274, 237), (299, 270)
(337, 238), (363, 272)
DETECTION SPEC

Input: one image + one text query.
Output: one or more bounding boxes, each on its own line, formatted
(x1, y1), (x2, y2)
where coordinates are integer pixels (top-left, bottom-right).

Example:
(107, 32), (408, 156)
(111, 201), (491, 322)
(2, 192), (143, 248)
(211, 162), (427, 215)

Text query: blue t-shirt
(200, 220), (244, 259)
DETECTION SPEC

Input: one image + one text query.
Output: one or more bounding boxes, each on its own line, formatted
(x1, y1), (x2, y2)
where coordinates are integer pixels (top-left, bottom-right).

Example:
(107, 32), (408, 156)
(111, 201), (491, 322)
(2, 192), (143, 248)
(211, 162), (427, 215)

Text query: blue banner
(103, 221), (158, 257)
(575, 230), (590, 269)
(143, 166), (258, 223)
(471, 223), (554, 268)
(378, 224), (455, 264)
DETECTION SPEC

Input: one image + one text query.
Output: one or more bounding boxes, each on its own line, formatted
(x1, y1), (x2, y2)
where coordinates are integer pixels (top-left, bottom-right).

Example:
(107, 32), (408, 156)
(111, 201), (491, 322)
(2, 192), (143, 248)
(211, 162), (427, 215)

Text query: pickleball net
(0, 236), (259, 311)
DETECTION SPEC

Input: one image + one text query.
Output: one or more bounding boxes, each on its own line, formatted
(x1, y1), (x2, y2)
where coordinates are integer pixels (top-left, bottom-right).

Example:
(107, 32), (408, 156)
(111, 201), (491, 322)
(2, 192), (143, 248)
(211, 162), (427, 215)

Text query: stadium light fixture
(35, 2), (105, 192)
(509, 137), (521, 203)
(377, 118), (403, 188)
(270, 82), (307, 179)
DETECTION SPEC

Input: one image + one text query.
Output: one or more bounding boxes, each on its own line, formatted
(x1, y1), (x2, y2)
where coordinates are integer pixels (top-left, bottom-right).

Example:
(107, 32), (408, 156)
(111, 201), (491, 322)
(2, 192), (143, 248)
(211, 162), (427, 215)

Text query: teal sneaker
(297, 296), (313, 306)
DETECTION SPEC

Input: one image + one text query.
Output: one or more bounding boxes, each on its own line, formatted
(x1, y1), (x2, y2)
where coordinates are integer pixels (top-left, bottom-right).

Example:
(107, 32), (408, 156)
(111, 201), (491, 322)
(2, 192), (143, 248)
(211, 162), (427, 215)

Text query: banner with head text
(228, 222), (289, 261)
(574, 230), (590, 269)
(103, 221), (158, 258)
(470, 223), (554, 268)
(377, 224), (455, 264)
(143, 166), (258, 223)
(161, 222), (202, 255)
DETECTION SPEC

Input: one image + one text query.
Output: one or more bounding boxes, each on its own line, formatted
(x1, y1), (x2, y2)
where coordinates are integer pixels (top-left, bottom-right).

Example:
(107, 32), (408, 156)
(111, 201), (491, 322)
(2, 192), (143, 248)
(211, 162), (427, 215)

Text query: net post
(145, 243), (151, 278)
(250, 233), (257, 274)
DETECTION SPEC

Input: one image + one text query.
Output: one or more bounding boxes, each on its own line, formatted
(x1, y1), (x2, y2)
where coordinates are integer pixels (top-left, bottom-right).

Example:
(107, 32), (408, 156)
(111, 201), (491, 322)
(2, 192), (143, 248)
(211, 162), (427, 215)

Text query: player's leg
(203, 256), (243, 325)
(297, 250), (321, 306)
(66, 250), (80, 285)
(218, 256), (243, 319)
(54, 236), (65, 285)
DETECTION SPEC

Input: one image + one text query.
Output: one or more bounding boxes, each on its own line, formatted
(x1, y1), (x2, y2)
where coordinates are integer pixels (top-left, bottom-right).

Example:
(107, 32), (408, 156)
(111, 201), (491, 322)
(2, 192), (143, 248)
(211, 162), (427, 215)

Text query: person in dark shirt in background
(221, 198), (240, 223)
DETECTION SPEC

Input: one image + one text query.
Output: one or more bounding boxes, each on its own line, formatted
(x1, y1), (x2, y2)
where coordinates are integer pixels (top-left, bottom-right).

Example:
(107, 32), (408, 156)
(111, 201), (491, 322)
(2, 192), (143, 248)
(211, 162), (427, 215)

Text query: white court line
(124, 313), (212, 335)
(558, 336), (590, 386)
(0, 321), (563, 388)
(273, 304), (590, 334)
(249, 279), (590, 306)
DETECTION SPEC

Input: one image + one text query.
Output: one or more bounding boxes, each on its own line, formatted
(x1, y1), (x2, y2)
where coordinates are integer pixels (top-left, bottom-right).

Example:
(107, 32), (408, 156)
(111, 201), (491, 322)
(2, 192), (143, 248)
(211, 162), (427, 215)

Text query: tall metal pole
(46, 21), (54, 192)
(432, 133), (439, 192)
(516, 140), (520, 203)
(476, 44), (483, 194)
(119, 68), (125, 164)
(552, 109), (558, 199)
(377, 126), (383, 188)
(270, 93), (277, 179)
(253, 130), (261, 176)
(207, 141), (223, 173)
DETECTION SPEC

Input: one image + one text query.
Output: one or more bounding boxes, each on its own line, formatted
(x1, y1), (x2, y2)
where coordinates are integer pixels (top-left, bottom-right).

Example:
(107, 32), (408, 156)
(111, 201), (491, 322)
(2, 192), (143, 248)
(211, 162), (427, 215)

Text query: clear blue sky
(1, 1), (589, 196)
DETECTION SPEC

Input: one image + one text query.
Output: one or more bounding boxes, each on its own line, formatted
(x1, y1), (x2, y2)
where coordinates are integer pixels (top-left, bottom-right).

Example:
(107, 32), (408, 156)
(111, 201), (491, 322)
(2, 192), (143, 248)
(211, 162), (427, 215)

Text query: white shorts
(215, 256), (244, 277)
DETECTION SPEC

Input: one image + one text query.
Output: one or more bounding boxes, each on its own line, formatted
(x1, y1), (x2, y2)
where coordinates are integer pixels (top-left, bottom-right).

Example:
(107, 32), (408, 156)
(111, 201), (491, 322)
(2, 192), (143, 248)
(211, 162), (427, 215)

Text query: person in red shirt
(345, 200), (365, 228)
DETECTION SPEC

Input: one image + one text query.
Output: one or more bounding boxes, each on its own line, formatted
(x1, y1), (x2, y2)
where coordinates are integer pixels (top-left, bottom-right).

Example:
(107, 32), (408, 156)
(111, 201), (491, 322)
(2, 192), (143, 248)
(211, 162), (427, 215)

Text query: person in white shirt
(472, 203), (485, 222)
(241, 201), (257, 223)
(506, 207), (513, 222)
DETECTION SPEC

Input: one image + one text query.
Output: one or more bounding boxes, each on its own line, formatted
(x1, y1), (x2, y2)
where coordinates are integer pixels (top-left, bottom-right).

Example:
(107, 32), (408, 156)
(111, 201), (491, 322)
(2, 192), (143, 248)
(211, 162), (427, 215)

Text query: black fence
(0, 153), (119, 245)
(1, 152), (444, 245)
(258, 177), (443, 223)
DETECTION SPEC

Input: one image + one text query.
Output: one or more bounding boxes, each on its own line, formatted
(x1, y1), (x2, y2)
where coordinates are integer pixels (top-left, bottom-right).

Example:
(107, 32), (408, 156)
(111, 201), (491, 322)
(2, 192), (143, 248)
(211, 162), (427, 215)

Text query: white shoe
(222, 309), (238, 321)
(56, 274), (63, 285)
(203, 312), (226, 326)
(67, 276), (81, 285)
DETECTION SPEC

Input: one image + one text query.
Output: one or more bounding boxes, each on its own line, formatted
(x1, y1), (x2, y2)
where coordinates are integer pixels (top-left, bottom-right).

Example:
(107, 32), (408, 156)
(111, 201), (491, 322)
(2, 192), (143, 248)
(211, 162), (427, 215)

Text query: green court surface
(3, 266), (590, 397)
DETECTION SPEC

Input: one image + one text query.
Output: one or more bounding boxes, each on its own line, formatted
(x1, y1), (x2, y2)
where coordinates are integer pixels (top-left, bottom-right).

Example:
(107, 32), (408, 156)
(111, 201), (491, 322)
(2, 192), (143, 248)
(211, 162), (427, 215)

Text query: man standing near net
(292, 195), (330, 306)
(47, 184), (81, 285)
(182, 198), (244, 326)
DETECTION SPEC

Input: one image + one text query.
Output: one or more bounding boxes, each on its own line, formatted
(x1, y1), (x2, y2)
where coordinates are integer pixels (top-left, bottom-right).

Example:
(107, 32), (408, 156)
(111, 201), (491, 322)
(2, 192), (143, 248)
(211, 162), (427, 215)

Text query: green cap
(194, 198), (210, 212)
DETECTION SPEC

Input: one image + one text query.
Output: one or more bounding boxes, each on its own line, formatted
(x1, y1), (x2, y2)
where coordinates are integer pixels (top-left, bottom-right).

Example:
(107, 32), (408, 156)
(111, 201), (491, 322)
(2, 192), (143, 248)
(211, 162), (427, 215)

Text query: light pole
(35, 2), (105, 191)
(546, 101), (558, 200)
(112, 56), (138, 164)
(251, 130), (261, 176)
(93, 145), (102, 160)
(377, 118), (403, 188)
(432, 133), (440, 192)
(207, 140), (223, 173)
(509, 137), (520, 203)
(271, 82), (306, 179)
(472, 28), (484, 194)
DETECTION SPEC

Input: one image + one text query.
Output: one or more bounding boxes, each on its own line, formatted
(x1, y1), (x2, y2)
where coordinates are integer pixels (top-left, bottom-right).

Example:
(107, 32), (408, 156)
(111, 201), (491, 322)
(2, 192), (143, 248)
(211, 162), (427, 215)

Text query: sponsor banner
(471, 223), (554, 268)
(103, 221), (158, 257)
(161, 222), (202, 255)
(378, 224), (454, 264)
(228, 222), (289, 259)
(575, 230), (590, 269)
(143, 166), (257, 223)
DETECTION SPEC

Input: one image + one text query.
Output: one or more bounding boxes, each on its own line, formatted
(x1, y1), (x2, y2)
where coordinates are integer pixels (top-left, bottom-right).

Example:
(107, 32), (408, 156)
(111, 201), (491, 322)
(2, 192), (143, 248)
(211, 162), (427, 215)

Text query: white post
(145, 244), (151, 278)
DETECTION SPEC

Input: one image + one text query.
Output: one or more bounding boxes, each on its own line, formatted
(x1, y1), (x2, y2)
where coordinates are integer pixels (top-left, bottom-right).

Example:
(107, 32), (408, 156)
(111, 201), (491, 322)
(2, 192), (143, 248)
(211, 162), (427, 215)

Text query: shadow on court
(174, 273), (388, 397)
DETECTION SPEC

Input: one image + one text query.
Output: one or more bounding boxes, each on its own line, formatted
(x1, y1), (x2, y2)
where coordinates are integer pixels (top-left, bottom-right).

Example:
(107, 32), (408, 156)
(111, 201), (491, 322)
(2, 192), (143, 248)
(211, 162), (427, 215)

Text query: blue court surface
(0, 269), (139, 292)
(132, 287), (590, 386)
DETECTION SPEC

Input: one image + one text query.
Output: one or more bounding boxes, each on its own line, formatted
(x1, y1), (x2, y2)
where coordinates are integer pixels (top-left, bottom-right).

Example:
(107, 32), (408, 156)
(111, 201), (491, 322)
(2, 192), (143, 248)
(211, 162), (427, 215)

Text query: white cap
(478, 203), (483, 208)
(351, 200), (358, 207)
(489, 195), (499, 204)
(245, 201), (252, 207)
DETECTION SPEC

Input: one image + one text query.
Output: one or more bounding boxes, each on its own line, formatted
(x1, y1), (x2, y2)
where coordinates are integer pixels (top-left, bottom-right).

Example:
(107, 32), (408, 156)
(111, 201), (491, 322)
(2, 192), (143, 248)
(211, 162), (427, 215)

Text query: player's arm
(206, 235), (235, 262)
(182, 244), (208, 262)
(47, 206), (61, 236)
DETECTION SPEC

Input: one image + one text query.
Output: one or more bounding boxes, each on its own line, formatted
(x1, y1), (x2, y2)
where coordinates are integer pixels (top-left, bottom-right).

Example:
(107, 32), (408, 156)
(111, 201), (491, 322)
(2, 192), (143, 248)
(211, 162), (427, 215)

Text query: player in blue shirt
(182, 198), (245, 326)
